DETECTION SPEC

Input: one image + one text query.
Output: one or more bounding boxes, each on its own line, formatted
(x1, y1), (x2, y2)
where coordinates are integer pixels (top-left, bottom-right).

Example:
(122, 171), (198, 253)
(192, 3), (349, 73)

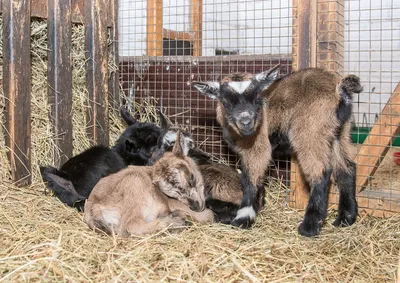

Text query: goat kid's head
(147, 109), (193, 165)
(192, 65), (280, 136)
(152, 131), (205, 212)
(118, 107), (162, 164)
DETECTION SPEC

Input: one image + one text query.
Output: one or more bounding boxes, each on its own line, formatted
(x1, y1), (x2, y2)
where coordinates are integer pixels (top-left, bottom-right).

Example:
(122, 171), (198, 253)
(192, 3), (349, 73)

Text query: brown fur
(200, 163), (242, 205)
(84, 133), (214, 237)
(193, 66), (362, 234)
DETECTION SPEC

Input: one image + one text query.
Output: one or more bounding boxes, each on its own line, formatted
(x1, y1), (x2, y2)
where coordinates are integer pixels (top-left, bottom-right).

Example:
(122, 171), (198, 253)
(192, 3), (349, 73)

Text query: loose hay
(1, 180), (399, 282)
(0, 18), (400, 283)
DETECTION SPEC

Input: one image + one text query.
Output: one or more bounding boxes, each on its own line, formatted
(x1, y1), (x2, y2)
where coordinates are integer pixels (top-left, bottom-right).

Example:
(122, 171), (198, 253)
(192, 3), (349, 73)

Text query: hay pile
(1, 18), (400, 283)
(1, 180), (400, 282)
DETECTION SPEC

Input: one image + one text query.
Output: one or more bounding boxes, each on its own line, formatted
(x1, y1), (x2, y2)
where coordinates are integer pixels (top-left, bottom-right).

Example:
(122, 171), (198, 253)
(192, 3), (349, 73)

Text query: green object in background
(352, 127), (400, 146)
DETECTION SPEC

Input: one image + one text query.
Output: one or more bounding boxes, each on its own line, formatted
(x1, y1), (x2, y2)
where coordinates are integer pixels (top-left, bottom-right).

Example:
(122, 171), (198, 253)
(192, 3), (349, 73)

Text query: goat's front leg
(231, 147), (271, 228)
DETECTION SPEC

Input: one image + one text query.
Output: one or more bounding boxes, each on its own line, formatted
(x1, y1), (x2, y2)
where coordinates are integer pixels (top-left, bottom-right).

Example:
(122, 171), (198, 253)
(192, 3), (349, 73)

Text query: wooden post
(146, 0), (163, 56)
(84, 0), (109, 146)
(108, 0), (120, 109)
(191, 0), (202, 56)
(47, 0), (73, 166)
(3, 0), (32, 185)
(289, 0), (318, 209)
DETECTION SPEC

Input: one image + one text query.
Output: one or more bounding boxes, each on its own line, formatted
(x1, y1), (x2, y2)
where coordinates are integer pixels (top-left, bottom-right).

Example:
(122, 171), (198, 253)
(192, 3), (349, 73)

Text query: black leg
(298, 169), (332, 237)
(206, 199), (239, 224)
(333, 160), (358, 227)
(230, 166), (257, 228)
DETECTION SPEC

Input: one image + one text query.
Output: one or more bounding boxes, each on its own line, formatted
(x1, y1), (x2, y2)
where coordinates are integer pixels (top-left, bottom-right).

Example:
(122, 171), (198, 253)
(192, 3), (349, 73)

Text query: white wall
(118, 0), (292, 57)
(344, 0), (400, 126)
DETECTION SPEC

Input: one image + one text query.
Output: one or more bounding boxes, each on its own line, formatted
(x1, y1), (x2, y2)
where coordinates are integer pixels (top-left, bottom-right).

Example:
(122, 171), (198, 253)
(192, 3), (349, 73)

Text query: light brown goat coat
(84, 133), (214, 236)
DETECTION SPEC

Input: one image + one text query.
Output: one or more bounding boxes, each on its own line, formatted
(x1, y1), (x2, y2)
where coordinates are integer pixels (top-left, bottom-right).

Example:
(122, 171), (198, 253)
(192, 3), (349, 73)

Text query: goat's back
(84, 166), (170, 235)
(264, 68), (342, 132)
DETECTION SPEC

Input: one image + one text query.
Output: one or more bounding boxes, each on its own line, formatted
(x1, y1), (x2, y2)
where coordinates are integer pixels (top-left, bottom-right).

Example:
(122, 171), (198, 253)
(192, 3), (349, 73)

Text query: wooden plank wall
(84, 0), (110, 146)
(47, 0), (73, 166)
(3, 0), (32, 185)
(2, 0), (118, 185)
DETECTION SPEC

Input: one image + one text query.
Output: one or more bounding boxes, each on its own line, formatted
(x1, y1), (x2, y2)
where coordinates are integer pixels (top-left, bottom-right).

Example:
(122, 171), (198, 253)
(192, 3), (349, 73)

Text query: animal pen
(1, 0), (400, 281)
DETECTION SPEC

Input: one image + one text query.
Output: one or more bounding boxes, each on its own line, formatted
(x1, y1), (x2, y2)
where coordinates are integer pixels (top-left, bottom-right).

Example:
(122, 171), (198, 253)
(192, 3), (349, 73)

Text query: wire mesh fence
(118, 0), (400, 215)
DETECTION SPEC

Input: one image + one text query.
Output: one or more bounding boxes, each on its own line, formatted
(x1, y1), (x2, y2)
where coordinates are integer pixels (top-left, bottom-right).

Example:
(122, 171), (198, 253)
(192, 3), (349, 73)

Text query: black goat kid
(40, 108), (162, 211)
(192, 66), (362, 237)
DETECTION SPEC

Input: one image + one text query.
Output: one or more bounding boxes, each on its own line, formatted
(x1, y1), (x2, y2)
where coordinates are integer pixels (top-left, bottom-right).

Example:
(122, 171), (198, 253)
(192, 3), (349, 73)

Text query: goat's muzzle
(236, 118), (255, 136)
(188, 199), (205, 212)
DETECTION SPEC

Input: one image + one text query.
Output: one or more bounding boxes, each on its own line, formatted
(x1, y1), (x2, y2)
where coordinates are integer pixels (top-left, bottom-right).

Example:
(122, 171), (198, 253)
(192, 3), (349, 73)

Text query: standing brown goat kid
(192, 66), (362, 237)
(84, 132), (214, 236)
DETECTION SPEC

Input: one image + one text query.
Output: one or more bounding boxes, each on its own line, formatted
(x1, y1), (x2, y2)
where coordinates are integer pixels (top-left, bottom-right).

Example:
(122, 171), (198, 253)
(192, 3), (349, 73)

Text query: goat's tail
(337, 75), (363, 99)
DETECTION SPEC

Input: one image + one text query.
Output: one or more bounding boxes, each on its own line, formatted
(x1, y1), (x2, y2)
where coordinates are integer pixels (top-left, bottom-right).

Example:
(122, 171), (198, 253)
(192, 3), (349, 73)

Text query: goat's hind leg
(298, 168), (332, 237)
(294, 141), (333, 237)
(332, 138), (358, 227)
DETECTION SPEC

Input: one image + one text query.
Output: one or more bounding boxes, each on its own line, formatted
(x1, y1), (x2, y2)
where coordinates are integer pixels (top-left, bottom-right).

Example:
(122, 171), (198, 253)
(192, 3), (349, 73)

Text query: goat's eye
(188, 173), (196, 187)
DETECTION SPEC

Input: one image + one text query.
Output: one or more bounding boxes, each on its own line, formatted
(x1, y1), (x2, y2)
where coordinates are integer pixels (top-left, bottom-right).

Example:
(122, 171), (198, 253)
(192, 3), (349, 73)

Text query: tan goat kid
(84, 132), (214, 236)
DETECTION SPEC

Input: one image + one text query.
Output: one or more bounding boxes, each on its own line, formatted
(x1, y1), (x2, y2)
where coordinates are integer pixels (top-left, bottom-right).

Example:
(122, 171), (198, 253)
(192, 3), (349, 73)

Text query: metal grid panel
(118, 0), (293, 186)
(319, 0), (400, 215)
(118, 0), (400, 215)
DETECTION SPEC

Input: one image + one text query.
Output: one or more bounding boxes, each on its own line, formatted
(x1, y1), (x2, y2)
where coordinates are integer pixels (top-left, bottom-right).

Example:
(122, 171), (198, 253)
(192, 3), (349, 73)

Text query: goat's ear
(254, 64), (280, 89)
(120, 106), (138, 126)
(192, 81), (220, 99)
(172, 132), (194, 157)
(157, 109), (174, 130)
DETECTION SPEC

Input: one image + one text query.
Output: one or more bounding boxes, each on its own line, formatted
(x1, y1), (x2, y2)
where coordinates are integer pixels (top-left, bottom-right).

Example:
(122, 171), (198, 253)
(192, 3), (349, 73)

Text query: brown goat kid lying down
(84, 132), (214, 236)
(148, 110), (243, 224)
(192, 66), (362, 237)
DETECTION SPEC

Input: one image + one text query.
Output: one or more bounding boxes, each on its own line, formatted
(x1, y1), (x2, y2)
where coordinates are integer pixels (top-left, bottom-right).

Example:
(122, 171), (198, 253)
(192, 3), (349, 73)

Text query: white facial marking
(102, 208), (121, 226)
(234, 206), (256, 220)
(238, 111), (251, 118)
(228, 81), (252, 94)
(163, 131), (177, 146)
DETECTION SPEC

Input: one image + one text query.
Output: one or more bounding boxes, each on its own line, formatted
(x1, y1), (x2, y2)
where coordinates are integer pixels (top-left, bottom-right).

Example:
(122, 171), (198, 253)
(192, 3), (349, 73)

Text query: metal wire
(118, 0), (400, 214)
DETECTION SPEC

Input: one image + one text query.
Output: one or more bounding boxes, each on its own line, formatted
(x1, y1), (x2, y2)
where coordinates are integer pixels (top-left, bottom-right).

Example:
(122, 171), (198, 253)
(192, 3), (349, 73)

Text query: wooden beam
(108, 0), (120, 109)
(355, 83), (400, 192)
(163, 28), (191, 41)
(289, 0), (318, 209)
(146, 0), (163, 56)
(3, 0), (32, 185)
(191, 0), (202, 56)
(85, 0), (109, 146)
(47, 0), (73, 166)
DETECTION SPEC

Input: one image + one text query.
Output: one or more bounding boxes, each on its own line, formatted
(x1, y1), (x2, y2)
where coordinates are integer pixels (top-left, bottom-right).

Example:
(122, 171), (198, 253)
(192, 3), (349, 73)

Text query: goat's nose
(241, 117), (252, 127)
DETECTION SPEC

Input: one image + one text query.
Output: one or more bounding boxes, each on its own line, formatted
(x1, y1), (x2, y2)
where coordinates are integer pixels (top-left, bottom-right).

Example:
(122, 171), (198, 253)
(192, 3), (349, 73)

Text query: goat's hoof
(230, 216), (254, 229)
(333, 212), (357, 227)
(298, 219), (322, 237)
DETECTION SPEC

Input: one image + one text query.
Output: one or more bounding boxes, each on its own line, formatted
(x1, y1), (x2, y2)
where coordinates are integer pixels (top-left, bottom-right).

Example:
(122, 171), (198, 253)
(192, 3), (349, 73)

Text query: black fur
(230, 165), (257, 229)
(269, 132), (292, 158)
(205, 199), (239, 224)
(333, 159), (358, 227)
(41, 108), (162, 211)
(40, 146), (125, 211)
(298, 169), (333, 237)
(112, 122), (161, 166)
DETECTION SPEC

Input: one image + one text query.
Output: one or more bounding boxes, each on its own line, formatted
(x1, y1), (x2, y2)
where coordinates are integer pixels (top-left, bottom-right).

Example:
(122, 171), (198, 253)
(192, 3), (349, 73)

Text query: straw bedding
(1, 19), (400, 282)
